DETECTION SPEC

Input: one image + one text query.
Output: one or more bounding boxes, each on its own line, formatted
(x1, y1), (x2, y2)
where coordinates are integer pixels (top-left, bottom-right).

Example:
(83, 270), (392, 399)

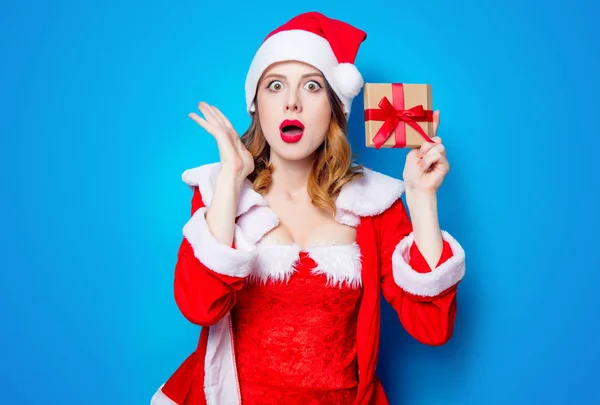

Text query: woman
(151, 11), (466, 405)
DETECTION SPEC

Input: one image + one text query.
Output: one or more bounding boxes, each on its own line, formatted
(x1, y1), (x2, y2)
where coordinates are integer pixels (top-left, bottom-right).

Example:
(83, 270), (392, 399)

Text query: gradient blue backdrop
(2, 0), (599, 404)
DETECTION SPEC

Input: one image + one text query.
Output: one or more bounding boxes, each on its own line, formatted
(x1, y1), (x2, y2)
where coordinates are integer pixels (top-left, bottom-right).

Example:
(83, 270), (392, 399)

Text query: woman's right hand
(189, 102), (255, 182)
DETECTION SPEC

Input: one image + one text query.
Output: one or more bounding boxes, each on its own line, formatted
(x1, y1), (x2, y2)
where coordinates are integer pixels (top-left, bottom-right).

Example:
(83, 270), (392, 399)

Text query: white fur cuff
(182, 207), (257, 278)
(392, 231), (466, 297)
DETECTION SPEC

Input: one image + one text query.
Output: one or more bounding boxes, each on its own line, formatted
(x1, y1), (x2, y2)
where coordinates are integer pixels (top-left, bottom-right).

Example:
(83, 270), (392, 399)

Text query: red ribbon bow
(365, 90), (435, 149)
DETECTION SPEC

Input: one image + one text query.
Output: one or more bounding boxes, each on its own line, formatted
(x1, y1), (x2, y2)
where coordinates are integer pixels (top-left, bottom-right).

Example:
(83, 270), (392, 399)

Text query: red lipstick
(279, 119), (305, 143)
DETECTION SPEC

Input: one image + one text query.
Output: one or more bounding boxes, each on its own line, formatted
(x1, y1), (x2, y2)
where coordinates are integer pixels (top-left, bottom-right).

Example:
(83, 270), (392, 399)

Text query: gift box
(363, 83), (436, 149)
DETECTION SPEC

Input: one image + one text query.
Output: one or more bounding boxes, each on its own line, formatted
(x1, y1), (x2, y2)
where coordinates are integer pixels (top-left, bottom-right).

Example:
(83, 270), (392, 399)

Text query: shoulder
(339, 167), (411, 237)
(180, 162), (266, 217)
(336, 166), (405, 218)
(181, 162), (221, 191)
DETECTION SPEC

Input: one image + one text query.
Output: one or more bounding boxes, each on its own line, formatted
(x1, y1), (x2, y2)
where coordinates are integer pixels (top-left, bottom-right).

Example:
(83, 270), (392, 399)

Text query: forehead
(261, 60), (323, 78)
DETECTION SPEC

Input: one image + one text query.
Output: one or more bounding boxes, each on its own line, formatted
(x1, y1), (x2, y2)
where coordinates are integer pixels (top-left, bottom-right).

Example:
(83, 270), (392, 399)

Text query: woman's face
(256, 61), (331, 162)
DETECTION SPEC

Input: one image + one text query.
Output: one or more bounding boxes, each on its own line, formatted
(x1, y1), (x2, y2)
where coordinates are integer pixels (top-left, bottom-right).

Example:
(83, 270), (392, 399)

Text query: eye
(304, 80), (322, 91)
(267, 80), (283, 91)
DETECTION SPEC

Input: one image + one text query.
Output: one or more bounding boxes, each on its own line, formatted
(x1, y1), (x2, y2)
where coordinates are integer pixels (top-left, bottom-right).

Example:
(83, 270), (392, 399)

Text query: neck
(268, 151), (315, 200)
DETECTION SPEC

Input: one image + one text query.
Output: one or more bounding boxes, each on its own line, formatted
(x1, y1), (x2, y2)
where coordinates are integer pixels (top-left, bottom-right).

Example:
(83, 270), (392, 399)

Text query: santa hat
(245, 12), (367, 116)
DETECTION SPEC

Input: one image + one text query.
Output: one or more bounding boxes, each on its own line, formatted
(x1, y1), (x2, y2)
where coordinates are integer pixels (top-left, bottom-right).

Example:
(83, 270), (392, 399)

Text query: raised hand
(189, 102), (255, 181)
(403, 110), (450, 194)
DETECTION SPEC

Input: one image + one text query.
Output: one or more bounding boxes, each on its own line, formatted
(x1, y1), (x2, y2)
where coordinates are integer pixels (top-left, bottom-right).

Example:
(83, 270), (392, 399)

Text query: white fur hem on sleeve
(182, 207), (256, 278)
(392, 230), (465, 297)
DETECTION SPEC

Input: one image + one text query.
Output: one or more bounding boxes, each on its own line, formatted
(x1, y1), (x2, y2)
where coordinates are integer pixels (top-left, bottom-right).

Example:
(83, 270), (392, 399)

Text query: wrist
(405, 187), (437, 202)
(406, 188), (437, 214)
(218, 169), (247, 191)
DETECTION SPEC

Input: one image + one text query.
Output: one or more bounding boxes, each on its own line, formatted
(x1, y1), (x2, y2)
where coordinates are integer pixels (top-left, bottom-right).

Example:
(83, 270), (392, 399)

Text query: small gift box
(364, 83), (436, 149)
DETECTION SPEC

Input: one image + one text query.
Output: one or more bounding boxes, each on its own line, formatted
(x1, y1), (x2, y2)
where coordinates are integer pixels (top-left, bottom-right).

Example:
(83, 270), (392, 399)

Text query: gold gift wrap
(363, 83), (434, 149)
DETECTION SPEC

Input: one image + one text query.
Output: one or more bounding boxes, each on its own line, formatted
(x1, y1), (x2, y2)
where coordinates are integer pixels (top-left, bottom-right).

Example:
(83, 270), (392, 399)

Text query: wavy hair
(240, 80), (364, 217)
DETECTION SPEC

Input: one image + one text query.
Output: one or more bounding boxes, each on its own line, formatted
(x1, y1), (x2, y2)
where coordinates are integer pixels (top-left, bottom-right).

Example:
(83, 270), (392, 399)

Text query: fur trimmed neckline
(181, 162), (405, 227)
(249, 241), (363, 289)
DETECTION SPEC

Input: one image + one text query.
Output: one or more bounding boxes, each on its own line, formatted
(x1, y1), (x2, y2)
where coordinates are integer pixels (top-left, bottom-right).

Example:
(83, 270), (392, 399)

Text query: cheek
(256, 93), (280, 137)
(308, 97), (331, 138)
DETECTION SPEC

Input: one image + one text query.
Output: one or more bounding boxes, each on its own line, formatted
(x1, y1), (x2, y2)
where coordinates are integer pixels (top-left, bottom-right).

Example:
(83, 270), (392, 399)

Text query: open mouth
(279, 119), (305, 143)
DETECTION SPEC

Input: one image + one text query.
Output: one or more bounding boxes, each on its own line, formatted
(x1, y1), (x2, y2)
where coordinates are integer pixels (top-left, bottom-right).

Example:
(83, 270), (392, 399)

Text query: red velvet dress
(151, 163), (467, 405)
(231, 243), (363, 405)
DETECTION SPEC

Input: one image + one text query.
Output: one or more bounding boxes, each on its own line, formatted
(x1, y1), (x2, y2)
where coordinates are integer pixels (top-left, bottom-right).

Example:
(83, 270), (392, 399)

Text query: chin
(265, 131), (325, 162)
(271, 145), (316, 161)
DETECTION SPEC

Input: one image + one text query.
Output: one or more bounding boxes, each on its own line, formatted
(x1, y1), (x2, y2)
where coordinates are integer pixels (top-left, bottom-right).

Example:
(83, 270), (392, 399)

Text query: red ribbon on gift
(364, 83), (435, 149)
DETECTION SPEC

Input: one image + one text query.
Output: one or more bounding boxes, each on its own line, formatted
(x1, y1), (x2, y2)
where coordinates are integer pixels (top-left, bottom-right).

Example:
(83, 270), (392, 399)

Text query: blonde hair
(241, 80), (364, 217)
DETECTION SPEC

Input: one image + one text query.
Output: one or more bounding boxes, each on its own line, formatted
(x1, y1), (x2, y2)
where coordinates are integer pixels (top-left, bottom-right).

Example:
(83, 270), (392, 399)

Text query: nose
(284, 90), (302, 113)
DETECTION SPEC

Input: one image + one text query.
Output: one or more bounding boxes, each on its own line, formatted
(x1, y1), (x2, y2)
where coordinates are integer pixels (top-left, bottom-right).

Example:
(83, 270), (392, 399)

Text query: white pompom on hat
(244, 12), (367, 116)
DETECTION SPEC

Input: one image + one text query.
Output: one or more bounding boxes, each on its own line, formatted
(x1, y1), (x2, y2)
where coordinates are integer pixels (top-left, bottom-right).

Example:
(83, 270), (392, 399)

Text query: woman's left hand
(403, 110), (450, 194)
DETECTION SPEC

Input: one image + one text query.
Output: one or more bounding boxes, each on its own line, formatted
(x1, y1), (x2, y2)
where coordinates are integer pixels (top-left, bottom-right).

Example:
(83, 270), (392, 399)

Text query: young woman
(151, 11), (466, 405)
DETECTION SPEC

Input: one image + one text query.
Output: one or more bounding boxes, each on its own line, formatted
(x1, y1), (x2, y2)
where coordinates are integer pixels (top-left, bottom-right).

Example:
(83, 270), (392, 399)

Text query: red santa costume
(151, 12), (466, 405)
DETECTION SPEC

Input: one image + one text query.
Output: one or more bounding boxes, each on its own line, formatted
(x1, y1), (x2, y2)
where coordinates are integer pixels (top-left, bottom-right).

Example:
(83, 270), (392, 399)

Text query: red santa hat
(245, 12), (367, 116)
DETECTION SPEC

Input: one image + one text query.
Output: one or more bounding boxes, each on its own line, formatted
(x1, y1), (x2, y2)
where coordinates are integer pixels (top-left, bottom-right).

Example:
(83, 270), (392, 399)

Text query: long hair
(240, 80), (364, 217)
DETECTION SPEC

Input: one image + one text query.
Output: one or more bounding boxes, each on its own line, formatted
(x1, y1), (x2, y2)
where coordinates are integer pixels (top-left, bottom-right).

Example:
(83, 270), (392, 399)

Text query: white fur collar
(181, 162), (405, 227)
(181, 163), (401, 289)
(181, 162), (267, 218)
(334, 166), (405, 226)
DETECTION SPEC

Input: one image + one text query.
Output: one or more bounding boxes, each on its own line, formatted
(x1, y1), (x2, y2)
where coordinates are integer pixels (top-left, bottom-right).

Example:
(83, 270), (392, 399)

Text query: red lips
(279, 119), (305, 143)
(279, 119), (305, 131)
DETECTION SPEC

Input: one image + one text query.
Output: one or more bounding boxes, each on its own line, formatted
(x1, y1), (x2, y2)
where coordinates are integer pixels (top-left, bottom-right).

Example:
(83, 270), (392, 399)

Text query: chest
(263, 195), (357, 249)
(239, 202), (379, 291)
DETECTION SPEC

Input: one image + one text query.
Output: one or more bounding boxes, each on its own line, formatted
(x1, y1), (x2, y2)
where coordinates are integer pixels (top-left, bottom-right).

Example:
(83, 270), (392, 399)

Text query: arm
(405, 189), (443, 270)
(174, 172), (256, 327)
(379, 197), (466, 346)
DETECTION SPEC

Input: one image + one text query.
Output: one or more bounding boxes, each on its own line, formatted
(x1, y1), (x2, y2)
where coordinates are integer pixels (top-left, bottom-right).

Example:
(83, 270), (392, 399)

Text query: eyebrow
(262, 72), (324, 81)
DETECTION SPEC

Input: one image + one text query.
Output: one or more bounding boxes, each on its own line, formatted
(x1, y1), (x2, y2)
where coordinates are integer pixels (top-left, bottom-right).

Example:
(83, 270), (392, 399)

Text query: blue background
(2, 0), (599, 404)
